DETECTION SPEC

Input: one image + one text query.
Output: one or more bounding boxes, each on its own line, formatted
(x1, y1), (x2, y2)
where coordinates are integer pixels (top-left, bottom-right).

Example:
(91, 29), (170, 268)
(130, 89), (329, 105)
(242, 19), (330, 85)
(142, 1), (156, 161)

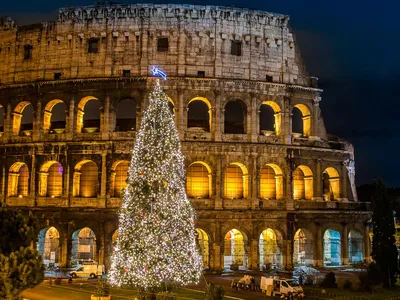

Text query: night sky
(1, 0), (399, 187)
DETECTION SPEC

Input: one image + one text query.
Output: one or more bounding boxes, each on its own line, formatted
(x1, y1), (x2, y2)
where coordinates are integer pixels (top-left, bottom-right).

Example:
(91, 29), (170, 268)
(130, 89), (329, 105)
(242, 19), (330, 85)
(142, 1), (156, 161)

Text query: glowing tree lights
(109, 76), (202, 293)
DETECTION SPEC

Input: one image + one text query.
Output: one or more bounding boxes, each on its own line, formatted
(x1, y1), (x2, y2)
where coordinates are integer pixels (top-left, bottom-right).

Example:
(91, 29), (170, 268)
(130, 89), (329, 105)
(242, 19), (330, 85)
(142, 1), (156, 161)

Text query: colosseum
(0, 3), (371, 272)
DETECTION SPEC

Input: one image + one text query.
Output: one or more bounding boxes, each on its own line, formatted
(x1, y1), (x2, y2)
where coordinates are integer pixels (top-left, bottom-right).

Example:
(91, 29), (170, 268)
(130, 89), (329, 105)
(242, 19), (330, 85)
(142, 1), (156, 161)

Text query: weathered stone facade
(0, 4), (370, 271)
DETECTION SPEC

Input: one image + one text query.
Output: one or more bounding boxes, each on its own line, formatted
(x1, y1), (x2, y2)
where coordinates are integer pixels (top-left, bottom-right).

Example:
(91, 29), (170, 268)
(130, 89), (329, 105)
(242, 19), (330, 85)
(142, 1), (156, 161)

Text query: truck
(69, 263), (105, 279)
(261, 276), (304, 299)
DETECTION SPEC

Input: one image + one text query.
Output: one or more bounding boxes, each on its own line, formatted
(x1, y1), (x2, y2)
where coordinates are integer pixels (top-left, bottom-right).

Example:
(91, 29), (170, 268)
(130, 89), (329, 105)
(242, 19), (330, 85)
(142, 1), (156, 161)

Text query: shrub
(320, 272), (337, 288)
(156, 291), (176, 300)
(343, 280), (352, 290)
(359, 262), (383, 291)
(94, 279), (110, 296)
(205, 282), (224, 300)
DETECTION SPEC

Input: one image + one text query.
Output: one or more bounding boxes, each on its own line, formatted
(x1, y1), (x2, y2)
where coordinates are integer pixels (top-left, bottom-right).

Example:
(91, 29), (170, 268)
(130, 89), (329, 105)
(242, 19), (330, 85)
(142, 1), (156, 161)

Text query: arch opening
(8, 162), (29, 197)
(260, 164), (283, 200)
(187, 98), (211, 132)
(260, 101), (281, 136)
(13, 101), (34, 136)
(77, 97), (100, 133)
(0, 105), (4, 134)
(348, 230), (363, 263)
(71, 227), (96, 265)
(293, 165), (313, 200)
(39, 161), (63, 197)
(196, 228), (209, 269)
(224, 100), (246, 134)
(115, 99), (136, 132)
(73, 160), (98, 198)
(111, 161), (129, 197)
(323, 167), (340, 201)
(44, 100), (67, 133)
(37, 227), (60, 267)
(324, 229), (341, 266)
(259, 228), (282, 270)
(186, 162), (211, 199)
(224, 162), (248, 199)
(293, 229), (314, 266)
(292, 104), (311, 137)
(224, 229), (247, 269)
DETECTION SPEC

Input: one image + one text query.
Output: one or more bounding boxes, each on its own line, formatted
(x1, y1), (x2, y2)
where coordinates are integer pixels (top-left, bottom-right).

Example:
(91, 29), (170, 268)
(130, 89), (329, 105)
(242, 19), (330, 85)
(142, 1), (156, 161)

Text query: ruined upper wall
(0, 4), (312, 86)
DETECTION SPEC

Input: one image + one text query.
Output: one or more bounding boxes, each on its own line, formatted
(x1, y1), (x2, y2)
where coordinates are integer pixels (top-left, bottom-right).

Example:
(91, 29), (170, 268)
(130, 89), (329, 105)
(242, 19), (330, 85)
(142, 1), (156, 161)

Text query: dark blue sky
(1, 0), (399, 186)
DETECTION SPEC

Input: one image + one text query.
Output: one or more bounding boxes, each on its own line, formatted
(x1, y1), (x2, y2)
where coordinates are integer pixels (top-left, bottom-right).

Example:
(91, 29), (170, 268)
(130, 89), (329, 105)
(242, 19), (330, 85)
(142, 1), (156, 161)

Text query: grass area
(31, 283), (207, 300)
(304, 286), (400, 300)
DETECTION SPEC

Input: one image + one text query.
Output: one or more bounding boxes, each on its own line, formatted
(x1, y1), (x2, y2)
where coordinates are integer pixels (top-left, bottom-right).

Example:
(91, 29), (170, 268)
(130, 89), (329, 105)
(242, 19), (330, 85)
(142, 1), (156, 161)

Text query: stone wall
(0, 4), (309, 86)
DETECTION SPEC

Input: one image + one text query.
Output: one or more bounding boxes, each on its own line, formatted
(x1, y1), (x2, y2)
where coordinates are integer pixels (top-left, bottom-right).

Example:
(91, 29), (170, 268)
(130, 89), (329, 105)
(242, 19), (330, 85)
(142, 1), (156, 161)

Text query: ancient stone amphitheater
(0, 3), (370, 271)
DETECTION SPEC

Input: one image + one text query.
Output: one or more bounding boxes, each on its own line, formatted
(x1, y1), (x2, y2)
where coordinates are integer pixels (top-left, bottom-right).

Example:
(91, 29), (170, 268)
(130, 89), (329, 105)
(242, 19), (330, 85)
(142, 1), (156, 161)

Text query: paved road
(21, 274), (278, 300)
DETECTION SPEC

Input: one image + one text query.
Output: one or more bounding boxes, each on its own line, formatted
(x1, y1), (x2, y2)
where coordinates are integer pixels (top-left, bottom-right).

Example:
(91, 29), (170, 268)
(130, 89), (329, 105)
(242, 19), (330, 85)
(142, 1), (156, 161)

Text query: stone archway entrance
(37, 226), (60, 267)
(224, 229), (247, 270)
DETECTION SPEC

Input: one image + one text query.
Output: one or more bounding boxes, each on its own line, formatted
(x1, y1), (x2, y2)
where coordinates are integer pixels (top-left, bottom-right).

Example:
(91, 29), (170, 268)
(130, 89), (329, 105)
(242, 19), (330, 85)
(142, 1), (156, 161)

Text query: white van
(261, 277), (304, 298)
(69, 264), (104, 278)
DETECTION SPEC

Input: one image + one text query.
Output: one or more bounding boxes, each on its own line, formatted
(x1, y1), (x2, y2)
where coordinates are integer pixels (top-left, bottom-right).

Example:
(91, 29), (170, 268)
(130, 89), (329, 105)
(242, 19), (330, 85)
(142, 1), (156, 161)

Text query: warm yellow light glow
(196, 228), (209, 268)
(293, 165), (313, 200)
(186, 162), (211, 198)
(293, 104), (311, 137)
(323, 167), (340, 200)
(224, 163), (248, 199)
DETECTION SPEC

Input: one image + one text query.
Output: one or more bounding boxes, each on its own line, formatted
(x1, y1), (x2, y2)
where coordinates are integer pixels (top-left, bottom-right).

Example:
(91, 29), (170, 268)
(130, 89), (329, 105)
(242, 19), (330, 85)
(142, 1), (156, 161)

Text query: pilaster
(341, 223), (349, 265)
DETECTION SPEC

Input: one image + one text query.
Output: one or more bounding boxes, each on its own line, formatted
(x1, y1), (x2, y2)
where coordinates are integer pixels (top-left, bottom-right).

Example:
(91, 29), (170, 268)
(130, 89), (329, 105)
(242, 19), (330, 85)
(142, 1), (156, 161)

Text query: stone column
(97, 222), (105, 267)
(213, 91), (223, 141)
(215, 155), (223, 210)
(101, 93), (110, 140)
(33, 99), (42, 141)
(4, 103), (11, 141)
(250, 94), (258, 142)
(283, 97), (292, 144)
(249, 239), (259, 271)
(314, 159), (322, 200)
(177, 28), (186, 76)
(67, 94), (75, 138)
(30, 152), (36, 198)
(100, 154), (107, 198)
(60, 230), (69, 267)
(310, 96), (321, 140)
(177, 89), (184, 139)
(363, 223), (371, 262)
(251, 154), (258, 209)
(315, 223), (323, 267)
(283, 238), (293, 270)
(341, 163), (348, 200)
(211, 242), (222, 271)
(285, 151), (294, 210)
(341, 223), (349, 265)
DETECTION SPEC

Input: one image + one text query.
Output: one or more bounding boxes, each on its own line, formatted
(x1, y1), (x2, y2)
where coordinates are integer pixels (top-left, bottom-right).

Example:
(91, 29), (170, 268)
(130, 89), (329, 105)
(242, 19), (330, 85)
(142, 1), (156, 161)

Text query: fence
(305, 289), (369, 300)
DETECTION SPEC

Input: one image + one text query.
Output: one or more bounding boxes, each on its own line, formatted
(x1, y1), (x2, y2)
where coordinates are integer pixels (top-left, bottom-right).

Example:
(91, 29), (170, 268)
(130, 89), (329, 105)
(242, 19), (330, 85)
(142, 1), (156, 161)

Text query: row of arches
(0, 96), (312, 137)
(37, 226), (364, 270)
(8, 160), (341, 200)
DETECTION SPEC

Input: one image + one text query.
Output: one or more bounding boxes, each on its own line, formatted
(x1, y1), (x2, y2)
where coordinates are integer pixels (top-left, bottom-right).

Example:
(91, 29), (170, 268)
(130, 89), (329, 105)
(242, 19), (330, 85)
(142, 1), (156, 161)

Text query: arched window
(223, 229), (247, 269)
(37, 227), (60, 266)
(113, 161), (129, 197)
(0, 105), (4, 135)
(76, 96), (101, 133)
(39, 161), (63, 197)
(186, 162), (211, 198)
(259, 229), (282, 269)
(324, 229), (341, 266)
(196, 228), (209, 269)
(115, 99), (136, 132)
(43, 100), (67, 134)
(293, 166), (313, 200)
(292, 104), (311, 137)
(293, 229), (313, 266)
(13, 101), (34, 136)
(260, 101), (281, 136)
(323, 167), (340, 200)
(260, 164), (283, 200)
(8, 162), (29, 197)
(348, 230), (363, 263)
(224, 163), (248, 199)
(187, 98), (211, 132)
(73, 161), (98, 198)
(72, 227), (96, 262)
(224, 100), (246, 134)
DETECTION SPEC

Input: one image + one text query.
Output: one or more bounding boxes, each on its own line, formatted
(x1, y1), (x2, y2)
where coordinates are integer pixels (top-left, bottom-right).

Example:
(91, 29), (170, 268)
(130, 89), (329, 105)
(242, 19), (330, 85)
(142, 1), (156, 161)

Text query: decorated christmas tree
(109, 76), (202, 293)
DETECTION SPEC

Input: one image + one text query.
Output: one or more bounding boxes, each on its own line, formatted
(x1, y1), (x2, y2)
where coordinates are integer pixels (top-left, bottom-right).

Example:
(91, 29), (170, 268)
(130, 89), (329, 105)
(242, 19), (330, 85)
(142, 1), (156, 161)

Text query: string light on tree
(109, 67), (202, 292)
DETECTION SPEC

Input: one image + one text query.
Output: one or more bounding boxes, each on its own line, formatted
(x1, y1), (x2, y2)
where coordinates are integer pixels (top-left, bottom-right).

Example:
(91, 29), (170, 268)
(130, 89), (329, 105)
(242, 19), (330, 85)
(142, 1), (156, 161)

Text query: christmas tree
(109, 78), (202, 292)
